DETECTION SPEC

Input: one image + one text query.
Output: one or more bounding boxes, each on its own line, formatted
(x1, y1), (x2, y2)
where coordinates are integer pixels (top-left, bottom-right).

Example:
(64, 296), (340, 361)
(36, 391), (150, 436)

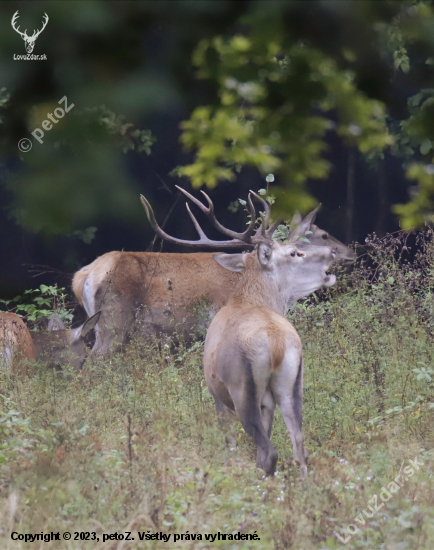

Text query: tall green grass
(1, 232), (434, 549)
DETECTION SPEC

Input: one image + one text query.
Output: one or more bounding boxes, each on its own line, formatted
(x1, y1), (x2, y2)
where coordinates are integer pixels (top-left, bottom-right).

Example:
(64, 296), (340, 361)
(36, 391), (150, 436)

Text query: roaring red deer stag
(72, 187), (352, 353)
(0, 312), (35, 374)
(203, 237), (337, 478)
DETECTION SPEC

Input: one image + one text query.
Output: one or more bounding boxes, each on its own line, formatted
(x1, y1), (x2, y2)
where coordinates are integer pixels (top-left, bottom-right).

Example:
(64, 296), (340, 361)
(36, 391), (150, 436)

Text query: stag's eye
(297, 252), (304, 257)
(290, 251), (296, 257)
(322, 233), (328, 240)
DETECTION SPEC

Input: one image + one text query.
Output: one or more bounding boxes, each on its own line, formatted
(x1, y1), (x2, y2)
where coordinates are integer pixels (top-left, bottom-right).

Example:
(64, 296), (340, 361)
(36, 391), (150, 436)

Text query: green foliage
(390, 88), (434, 227)
(174, 0), (434, 225)
(0, 284), (74, 324)
(393, 162), (434, 228)
(2, 95), (156, 236)
(176, 25), (391, 213)
(371, 2), (434, 227)
(71, 226), (98, 245)
(76, 105), (156, 155)
(228, 173), (279, 230)
(2, 1), (434, 231)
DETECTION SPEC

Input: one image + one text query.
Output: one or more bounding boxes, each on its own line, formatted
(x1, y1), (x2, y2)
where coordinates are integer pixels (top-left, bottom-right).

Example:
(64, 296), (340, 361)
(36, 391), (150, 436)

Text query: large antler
(247, 190), (281, 239)
(140, 187), (280, 249)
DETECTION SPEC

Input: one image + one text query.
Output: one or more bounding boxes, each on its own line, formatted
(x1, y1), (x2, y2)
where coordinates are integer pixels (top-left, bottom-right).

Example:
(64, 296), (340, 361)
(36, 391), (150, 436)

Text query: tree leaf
(420, 139), (432, 155)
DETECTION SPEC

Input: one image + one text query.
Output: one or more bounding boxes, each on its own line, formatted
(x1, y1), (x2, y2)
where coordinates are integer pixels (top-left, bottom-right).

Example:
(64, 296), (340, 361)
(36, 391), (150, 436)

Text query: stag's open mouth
(323, 272), (336, 287)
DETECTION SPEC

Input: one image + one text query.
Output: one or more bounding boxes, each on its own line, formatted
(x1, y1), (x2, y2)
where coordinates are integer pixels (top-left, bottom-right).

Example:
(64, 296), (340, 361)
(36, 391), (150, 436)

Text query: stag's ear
(288, 204), (321, 241)
(290, 211), (302, 227)
(257, 242), (273, 267)
(213, 253), (247, 272)
(70, 311), (101, 342)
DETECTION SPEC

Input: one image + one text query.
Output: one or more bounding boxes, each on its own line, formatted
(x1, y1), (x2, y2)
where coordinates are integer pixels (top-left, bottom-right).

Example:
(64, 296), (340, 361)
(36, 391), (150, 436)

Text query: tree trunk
(376, 158), (388, 237)
(346, 148), (356, 244)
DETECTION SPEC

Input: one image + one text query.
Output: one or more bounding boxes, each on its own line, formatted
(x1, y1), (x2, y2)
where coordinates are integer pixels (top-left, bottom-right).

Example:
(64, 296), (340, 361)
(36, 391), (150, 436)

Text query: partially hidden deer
(32, 312), (101, 371)
(72, 187), (353, 353)
(0, 311), (100, 373)
(203, 230), (337, 478)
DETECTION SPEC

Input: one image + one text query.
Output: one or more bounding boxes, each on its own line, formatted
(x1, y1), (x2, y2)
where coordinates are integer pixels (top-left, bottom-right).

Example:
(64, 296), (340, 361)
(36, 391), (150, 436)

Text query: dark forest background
(1, 0), (434, 298)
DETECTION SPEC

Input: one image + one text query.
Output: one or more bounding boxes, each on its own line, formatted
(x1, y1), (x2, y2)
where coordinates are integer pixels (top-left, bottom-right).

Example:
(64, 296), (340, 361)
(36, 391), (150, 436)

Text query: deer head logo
(11, 11), (49, 54)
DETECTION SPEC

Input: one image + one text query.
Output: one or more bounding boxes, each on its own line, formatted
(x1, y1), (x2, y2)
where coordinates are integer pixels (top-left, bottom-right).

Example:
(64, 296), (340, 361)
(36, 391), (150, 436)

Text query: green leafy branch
(175, 33), (391, 215)
(0, 284), (74, 324)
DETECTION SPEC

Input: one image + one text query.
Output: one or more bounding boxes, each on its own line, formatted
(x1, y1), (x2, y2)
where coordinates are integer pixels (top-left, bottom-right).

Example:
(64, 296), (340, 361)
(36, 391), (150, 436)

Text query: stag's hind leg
(228, 369), (278, 476)
(260, 390), (276, 438)
(212, 394), (238, 449)
(273, 352), (307, 478)
(257, 390), (276, 471)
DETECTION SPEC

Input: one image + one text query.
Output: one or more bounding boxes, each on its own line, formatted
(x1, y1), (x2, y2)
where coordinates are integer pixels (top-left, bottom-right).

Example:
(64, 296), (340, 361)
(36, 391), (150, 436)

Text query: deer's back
(75, 250), (240, 312)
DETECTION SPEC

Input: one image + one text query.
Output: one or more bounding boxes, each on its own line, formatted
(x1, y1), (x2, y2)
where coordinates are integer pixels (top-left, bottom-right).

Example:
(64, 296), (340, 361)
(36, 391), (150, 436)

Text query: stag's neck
(228, 266), (289, 315)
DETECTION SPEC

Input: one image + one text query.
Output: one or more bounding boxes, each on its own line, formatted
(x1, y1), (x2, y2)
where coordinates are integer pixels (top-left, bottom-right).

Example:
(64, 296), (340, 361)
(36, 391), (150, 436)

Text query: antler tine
(185, 203), (208, 240)
(265, 219), (282, 238)
(140, 194), (166, 238)
(249, 190), (270, 233)
(243, 193), (257, 239)
(176, 185), (256, 243)
(248, 190), (273, 240)
(176, 185), (210, 214)
(201, 188), (259, 240)
(140, 193), (254, 249)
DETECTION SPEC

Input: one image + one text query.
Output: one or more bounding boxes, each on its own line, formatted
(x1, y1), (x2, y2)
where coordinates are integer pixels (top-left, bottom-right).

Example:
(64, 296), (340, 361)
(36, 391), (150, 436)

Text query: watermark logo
(18, 138), (32, 153)
(17, 96), (75, 152)
(334, 455), (424, 544)
(12, 10), (48, 60)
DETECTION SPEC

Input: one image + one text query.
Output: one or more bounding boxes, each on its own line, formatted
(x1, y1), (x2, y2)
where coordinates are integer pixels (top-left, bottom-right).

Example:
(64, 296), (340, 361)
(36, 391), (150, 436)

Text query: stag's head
(288, 209), (354, 262)
(140, 186), (340, 311)
(213, 239), (336, 309)
(11, 11), (49, 53)
(140, 186), (353, 263)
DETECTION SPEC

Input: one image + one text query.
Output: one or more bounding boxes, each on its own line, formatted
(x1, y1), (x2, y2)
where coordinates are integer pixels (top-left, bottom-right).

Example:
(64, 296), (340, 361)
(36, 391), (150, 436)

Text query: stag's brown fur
(72, 195), (353, 354)
(72, 251), (242, 353)
(73, 251), (238, 309)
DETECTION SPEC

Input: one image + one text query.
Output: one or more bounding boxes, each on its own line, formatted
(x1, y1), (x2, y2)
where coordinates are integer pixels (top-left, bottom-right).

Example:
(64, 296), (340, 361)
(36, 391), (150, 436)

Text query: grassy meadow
(1, 233), (434, 549)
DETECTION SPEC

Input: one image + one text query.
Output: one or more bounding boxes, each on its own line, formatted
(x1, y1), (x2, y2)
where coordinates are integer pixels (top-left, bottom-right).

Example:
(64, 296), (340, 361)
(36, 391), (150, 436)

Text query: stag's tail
(72, 251), (120, 307)
(72, 264), (93, 306)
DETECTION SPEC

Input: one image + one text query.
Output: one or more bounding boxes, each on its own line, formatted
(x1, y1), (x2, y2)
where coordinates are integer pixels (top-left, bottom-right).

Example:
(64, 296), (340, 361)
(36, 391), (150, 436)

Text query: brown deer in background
(72, 187), (352, 353)
(32, 312), (100, 371)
